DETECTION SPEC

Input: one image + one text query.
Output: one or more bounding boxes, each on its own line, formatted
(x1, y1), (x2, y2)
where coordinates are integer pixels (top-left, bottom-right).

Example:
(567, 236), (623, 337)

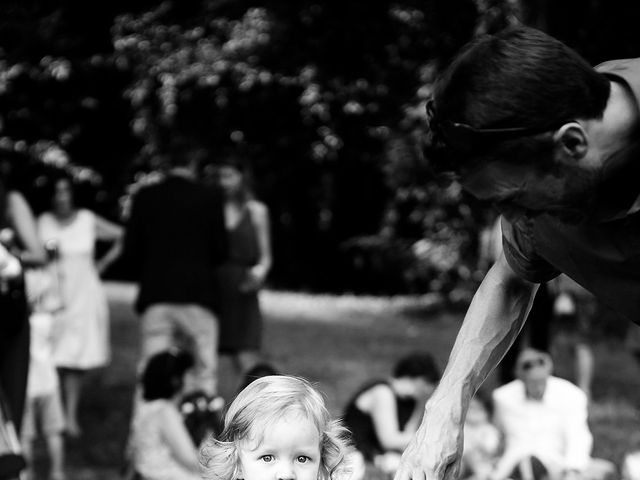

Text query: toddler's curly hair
(200, 375), (351, 480)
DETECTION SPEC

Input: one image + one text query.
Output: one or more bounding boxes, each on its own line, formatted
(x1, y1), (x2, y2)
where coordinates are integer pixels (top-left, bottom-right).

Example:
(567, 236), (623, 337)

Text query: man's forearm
(434, 255), (539, 410)
(392, 255), (540, 480)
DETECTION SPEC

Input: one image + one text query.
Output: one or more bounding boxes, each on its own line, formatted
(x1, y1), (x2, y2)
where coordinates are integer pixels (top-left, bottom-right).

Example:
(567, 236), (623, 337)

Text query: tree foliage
(1, 0), (639, 293)
(110, 0), (479, 291)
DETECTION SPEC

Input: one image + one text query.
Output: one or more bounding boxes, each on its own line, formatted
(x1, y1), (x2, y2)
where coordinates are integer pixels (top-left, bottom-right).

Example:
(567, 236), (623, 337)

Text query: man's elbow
(493, 253), (538, 295)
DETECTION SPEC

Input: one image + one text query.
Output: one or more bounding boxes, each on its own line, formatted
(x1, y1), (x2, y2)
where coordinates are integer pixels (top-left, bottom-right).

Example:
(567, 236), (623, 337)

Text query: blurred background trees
(0, 0), (639, 295)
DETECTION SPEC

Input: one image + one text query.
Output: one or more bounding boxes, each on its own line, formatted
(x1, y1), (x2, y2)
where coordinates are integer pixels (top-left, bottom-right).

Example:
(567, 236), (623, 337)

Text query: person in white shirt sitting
(491, 348), (614, 480)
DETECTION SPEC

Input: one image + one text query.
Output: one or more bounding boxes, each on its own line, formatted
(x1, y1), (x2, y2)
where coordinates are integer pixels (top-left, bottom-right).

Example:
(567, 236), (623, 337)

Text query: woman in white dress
(38, 173), (123, 437)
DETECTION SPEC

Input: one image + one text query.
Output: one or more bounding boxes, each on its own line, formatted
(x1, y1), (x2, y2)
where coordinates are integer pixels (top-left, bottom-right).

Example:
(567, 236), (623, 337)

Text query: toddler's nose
(276, 462), (295, 480)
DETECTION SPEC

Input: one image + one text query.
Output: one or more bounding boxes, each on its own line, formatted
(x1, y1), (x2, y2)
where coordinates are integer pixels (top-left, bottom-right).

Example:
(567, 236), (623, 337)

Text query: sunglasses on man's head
(425, 98), (574, 156)
(520, 357), (546, 371)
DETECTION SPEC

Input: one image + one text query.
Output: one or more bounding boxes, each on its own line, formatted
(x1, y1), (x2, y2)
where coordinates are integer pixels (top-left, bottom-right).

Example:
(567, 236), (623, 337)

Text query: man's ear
(553, 122), (588, 161)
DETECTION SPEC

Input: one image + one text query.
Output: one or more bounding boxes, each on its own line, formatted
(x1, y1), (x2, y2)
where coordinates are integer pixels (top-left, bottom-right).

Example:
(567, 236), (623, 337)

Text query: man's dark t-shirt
(121, 175), (227, 314)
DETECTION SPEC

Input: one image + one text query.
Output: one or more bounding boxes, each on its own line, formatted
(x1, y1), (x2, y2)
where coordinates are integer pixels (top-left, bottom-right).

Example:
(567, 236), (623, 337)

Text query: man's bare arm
(394, 252), (539, 480)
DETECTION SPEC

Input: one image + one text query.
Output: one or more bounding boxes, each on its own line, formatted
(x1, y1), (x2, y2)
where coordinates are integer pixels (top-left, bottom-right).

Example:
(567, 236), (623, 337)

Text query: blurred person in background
(214, 155), (272, 393)
(461, 393), (500, 480)
(0, 169), (47, 416)
(343, 352), (440, 479)
(396, 25), (640, 480)
(0, 162), (47, 480)
(120, 138), (227, 401)
(491, 349), (614, 480)
(37, 171), (123, 437)
(21, 265), (66, 480)
(550, 275), (597, 399)
(131, 349), (201, 480)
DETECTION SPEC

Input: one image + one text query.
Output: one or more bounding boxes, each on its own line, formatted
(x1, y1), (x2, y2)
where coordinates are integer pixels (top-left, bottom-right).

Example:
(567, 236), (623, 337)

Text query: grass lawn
(40, 282), (640, 480)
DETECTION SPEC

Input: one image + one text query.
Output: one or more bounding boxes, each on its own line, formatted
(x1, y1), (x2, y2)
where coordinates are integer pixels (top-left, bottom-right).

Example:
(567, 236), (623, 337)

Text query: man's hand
(394, 398), (465, 480)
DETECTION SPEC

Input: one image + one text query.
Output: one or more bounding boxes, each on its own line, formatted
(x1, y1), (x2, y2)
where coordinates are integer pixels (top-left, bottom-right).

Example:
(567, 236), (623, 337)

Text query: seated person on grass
(491, 348), (615, 480)
(131, 349), (202, 480)
(342, 352), (440, 477)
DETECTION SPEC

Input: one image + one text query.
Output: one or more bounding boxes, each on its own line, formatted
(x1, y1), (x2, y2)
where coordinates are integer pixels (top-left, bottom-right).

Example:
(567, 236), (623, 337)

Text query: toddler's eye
(297, 456), (309, 464)
(260, 455), (274, 463)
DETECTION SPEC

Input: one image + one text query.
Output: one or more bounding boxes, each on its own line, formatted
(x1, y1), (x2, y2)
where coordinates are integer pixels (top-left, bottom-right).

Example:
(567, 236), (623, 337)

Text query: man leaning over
(395, 25), (640, 480)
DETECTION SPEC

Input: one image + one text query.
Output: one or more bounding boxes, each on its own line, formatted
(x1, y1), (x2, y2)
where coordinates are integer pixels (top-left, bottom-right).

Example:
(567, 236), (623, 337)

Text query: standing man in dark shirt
(121, 140), (227, 397)
(395, 26), (640, 480)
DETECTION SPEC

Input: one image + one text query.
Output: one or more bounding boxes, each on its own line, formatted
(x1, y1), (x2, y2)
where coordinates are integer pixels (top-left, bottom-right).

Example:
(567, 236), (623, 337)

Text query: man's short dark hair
(393, 352), (441, 384)
(425, 25), (610, 173)
(142, 349), (195, 401)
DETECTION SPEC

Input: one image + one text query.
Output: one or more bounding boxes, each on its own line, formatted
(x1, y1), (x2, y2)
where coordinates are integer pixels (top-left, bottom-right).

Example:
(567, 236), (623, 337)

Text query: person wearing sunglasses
(395, 25), (639, 480)
(489, 349), (614, 480)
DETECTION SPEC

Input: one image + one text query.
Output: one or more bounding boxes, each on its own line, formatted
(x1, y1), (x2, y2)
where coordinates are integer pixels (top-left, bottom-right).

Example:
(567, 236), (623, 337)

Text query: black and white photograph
(0, 2), (639, 480)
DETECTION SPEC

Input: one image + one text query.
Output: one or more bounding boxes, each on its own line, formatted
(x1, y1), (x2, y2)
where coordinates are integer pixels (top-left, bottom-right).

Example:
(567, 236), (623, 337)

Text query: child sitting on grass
(201, 375), (351, 480)
(131, 349), (202, 480)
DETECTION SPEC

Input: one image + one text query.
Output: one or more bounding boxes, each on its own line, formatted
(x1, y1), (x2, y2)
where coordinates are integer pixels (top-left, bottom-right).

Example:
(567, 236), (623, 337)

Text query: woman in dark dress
(215, 157), (272, 391)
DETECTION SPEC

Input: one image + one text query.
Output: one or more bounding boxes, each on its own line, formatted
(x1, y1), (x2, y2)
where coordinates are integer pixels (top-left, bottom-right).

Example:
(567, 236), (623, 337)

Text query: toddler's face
(238, 412), (321, 480)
